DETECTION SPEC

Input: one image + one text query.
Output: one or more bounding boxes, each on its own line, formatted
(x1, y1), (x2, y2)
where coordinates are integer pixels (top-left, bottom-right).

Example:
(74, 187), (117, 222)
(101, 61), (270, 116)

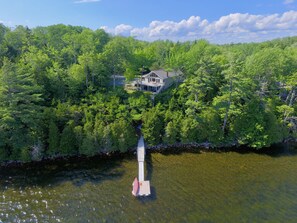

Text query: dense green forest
(0, 24), (296, 162)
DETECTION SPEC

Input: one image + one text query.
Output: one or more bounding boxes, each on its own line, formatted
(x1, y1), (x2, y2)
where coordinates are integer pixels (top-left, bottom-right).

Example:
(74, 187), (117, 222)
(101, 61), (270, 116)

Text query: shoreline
(1, 139), (296, 169)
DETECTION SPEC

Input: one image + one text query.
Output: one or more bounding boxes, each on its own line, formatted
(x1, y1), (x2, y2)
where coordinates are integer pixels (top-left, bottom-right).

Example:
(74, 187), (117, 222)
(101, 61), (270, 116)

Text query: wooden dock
(137, 136), (145, 181)
(135, 136), (151, 196)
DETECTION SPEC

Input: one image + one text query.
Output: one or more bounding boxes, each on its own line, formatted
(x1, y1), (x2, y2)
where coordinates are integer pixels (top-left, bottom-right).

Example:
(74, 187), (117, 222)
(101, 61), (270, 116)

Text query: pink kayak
(132, 177), (139, 196)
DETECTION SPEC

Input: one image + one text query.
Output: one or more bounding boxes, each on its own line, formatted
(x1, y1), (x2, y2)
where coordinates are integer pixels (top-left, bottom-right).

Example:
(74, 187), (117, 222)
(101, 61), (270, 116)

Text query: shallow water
(1, 144), (297, 222)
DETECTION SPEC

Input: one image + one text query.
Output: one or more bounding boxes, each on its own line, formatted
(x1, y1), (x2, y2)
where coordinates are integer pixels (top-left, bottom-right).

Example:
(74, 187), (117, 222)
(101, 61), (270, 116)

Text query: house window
(152, 78), (155, 82)
(156, 79), (160, 83)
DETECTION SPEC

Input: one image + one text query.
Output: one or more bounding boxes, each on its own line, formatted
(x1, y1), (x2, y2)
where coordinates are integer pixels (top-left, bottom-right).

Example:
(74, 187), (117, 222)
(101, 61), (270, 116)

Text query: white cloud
(0, 19), (13, 26)
(114, 24), (133, 35)
(74, 0), (101, 3)
(101, 11), (297, 44)
(284, 0), (295, 5)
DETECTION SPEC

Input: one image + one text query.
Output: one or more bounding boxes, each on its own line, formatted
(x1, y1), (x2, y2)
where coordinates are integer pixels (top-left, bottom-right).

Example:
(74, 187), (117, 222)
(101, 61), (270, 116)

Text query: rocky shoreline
(0, 140), (296, 169)
(0, 141), (223, 168)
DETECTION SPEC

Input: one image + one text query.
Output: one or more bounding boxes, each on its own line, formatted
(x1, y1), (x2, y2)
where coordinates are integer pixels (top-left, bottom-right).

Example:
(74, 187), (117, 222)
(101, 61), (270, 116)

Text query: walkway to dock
(136, 136), (151, 196)
(137, 136), (145, 181)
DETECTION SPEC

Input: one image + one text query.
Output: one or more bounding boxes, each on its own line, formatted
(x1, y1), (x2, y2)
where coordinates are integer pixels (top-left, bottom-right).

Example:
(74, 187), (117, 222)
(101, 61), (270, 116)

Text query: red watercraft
(132, 177), (139, 196)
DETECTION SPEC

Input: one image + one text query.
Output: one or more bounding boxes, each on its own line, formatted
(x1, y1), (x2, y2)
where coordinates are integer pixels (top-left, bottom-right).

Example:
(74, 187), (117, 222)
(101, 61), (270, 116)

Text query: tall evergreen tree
(0, 58), (43, 160)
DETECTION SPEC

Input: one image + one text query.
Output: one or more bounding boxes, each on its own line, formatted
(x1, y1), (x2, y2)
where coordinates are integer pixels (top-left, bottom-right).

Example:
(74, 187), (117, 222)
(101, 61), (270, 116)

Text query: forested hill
(0, 24), (296, 162)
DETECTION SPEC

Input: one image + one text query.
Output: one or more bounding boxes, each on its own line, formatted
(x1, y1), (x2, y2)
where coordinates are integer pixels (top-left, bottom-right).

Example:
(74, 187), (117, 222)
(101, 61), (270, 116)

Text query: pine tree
(48, 119), (60, 155)
(142, 104), (165, 146)
(59, 123), (77, 155)
(0, 58), (43, 160)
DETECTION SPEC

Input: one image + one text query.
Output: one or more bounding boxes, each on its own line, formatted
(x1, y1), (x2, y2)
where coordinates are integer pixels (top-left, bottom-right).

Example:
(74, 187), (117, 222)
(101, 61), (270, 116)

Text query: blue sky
(0, 0), (297, 43)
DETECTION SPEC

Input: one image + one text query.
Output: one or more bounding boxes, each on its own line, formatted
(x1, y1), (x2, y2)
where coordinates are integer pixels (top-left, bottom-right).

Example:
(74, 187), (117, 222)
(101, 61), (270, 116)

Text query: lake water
(1, 144), (297, 222)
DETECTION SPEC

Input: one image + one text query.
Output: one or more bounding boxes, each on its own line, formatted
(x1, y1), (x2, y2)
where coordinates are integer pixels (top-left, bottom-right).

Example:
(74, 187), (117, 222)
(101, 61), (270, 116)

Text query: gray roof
(144, 69), (182, 80)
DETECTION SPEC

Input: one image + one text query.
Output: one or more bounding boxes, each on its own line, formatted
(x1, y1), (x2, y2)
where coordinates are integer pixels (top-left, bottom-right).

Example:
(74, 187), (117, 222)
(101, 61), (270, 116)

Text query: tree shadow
(150, 142), (297, 159)
(0, 154), (128, 191)
(148, 146), (202, 158)
(227, 143), (297, 158)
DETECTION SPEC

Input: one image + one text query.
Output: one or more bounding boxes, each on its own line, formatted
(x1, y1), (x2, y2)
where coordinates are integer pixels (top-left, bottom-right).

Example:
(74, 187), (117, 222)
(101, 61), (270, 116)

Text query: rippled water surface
(1, 144), (297, 222)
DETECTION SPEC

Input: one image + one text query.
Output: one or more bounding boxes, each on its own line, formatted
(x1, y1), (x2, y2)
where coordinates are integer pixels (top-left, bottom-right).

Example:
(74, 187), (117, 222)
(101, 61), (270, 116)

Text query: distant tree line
(0, 24), (296, 162)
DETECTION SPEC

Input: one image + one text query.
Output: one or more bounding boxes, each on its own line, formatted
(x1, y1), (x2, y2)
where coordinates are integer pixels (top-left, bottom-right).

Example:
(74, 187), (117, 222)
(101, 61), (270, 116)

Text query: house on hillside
(131, 69), (183, 94)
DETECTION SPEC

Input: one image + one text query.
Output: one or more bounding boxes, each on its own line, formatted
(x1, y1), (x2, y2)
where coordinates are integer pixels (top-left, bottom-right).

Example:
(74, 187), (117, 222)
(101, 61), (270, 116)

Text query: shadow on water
(0, 154), (130, 191)
(152, 142), (297, 158)
(136, 186), (157, 203)
(1, 142), (295, 192)
(157, 147), (202, 156)
(146, 152), (153, 182)
(228, 142), (297, 158)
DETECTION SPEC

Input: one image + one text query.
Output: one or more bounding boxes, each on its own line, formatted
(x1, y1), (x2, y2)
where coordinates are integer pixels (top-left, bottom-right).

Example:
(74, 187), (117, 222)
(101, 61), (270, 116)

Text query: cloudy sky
(0, 0), (297, 43)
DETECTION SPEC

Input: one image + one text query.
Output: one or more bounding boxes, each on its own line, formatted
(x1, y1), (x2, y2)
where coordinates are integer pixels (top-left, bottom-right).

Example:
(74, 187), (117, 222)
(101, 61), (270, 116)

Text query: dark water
(1, 144), (297, 222)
